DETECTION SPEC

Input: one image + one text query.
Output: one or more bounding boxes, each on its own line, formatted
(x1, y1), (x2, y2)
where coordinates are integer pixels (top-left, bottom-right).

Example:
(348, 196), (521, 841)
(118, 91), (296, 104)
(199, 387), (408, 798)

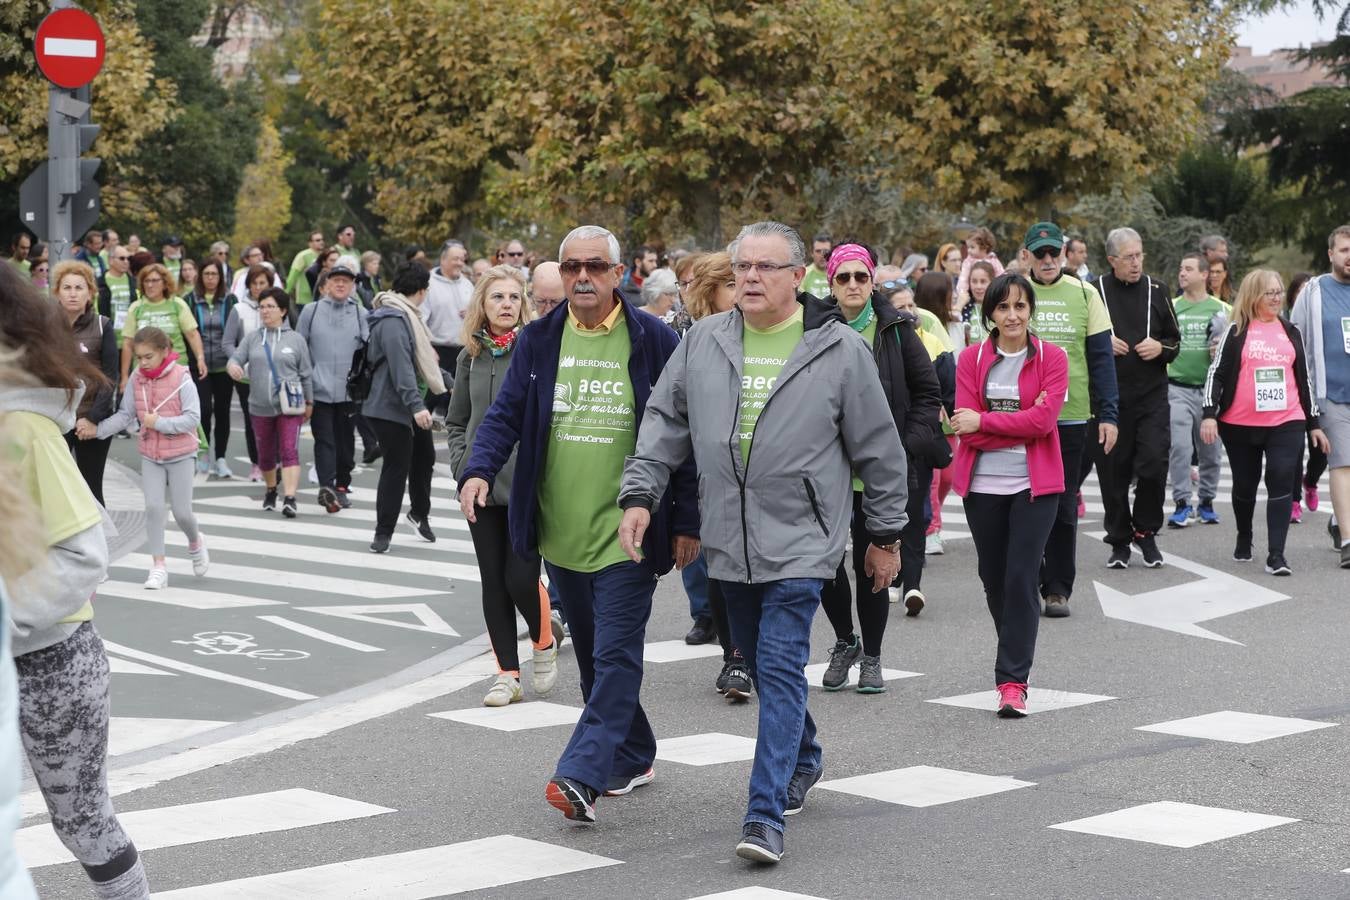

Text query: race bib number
(987, 397), (1020, 413)
(113, 308), (127, 331)
(1341, 316), (1350, 354)
(1254, 367), (1287, 412)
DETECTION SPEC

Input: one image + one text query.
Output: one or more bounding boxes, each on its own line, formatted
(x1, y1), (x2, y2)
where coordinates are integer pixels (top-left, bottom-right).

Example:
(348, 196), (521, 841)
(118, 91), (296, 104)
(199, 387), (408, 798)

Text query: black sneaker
(318, 486), (340, 514)
(784, 767), (823, 817)
(821, 636), (861, 691)
(361, 445), (383, 465)
(370, 535), (390, 554)
(262, 488), (277, 512)
(1233, 534), (1253, 562)
(856, 655), (886, 694)
(1331, 517), (1344, 551)
(1133, 532), (1164, 568)
(282, 496), (298, 519)
(335, 487), (352, 509)
(1340, 543), (1350, 570)
(1106, 544), (1131, 569)
(545, 776), (598, 823)
(1264, 552), (1292, 576)
(722, 663), (752, 702)
(1043, 594), (1070, 617)
(735, 822), (784, 863)
(406, 511), (436, 542)
(684, 618), (716, 645)
(603, 767), (654, 797)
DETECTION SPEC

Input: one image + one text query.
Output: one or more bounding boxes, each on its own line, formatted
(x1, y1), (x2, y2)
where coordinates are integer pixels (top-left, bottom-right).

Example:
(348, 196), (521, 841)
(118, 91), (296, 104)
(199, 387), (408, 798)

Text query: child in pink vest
(88, 326), (208, 588)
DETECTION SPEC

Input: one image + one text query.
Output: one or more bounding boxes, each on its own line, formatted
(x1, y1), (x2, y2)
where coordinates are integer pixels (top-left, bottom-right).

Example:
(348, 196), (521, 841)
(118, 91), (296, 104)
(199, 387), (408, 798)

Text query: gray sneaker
(856, 655), (886, 694)
(821, 637), (860, 691)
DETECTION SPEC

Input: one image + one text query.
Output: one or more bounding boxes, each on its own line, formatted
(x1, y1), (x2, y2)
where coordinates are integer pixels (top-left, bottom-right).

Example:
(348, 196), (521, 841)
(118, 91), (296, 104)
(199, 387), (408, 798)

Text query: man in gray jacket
(618, 221), (908, 865)
(297, 259), (368, 513)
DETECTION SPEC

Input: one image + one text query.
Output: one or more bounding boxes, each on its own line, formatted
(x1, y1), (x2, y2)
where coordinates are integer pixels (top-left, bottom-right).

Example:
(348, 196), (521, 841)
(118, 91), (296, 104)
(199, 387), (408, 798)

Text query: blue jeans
(546, 559), (658, 793)
(717, 578), (824, 832)
(681, 552), (710, 621)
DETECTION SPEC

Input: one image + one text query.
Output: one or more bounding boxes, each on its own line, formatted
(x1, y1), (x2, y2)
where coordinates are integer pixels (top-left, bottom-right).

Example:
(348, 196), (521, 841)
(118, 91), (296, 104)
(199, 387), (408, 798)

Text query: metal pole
(45, 0), (77, 261)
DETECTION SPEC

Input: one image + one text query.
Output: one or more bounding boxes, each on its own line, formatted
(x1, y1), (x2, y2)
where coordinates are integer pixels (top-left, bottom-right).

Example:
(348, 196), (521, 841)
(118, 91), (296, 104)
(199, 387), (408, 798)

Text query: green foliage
(1067, 189), (1224, 285)
(229, 115), (291, 251)
(1152, 143), (1273, 251)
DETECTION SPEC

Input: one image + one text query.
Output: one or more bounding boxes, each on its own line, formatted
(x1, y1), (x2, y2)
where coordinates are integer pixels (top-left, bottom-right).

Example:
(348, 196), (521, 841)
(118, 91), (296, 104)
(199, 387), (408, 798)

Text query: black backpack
(347, 340), (384, 403)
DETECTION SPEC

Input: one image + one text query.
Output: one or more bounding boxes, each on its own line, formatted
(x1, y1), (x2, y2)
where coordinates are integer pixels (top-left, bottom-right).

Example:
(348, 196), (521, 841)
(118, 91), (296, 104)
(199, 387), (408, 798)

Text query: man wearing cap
(160, 236), (184, 286)
(297, 259), (369, 513)
(1020, 221), (1119, 618)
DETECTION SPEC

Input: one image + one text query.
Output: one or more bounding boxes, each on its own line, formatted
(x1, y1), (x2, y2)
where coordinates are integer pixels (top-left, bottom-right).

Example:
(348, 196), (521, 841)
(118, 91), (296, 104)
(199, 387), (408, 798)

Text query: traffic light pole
(44, 0), (88, 262)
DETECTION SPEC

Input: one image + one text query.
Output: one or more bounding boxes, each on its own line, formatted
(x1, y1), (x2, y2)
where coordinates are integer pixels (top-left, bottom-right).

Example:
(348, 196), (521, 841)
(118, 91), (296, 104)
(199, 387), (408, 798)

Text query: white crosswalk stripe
(112, 553), (442, 599)
(197, 493), (471, 532)
(162, 531), (482, 583)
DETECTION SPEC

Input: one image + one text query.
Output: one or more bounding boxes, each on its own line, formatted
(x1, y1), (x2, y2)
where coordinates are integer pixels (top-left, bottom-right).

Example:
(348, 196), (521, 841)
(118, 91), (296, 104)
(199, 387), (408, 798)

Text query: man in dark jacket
(1092, 228), (1181, 568)
(459, 225), (699, 825)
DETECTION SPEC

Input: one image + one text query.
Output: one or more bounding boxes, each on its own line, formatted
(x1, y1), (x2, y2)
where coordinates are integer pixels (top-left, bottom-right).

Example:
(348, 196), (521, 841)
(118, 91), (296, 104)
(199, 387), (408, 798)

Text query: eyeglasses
(1110, 252), (1144, 264)
(834, 271), (871, 285)
(732, 261), (796, 275)
(1260, 288), (1284, 298)
(143, 276), (164, 284)
(559, 259), (614, 276)
(1030, 246), (1059, 260)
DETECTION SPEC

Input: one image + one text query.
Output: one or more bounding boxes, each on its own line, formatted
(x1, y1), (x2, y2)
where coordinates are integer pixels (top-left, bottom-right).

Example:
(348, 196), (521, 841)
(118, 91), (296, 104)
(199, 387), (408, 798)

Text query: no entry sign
(34, 8), (105, 89)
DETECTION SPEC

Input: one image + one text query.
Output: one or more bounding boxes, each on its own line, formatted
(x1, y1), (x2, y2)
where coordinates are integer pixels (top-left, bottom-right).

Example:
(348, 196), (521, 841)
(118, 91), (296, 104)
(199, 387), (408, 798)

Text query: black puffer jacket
(853, 293), (948, 468)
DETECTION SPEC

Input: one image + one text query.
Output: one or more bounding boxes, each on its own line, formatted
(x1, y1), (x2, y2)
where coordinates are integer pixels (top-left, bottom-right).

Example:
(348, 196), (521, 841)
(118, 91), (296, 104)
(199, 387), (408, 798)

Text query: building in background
(1228, 43), (1340, 99)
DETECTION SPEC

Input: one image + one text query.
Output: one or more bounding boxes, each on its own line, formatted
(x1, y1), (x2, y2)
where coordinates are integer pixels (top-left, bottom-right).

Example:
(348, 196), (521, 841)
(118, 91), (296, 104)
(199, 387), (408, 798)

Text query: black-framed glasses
(559, 259), (613, 276)
(834, 271), (871, 285)
(732, 261), (795, 275)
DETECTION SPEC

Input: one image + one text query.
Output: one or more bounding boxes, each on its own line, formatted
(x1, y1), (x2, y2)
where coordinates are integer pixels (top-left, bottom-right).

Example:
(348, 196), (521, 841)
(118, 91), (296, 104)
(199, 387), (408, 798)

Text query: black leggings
(196, 370), (235, 460)
(64, 432), (111, 507)
(1295, 438), (1328, 496)
(467, 504), (545, 672)
(1220, 421), (1303, 555)
(708, 578), (737, 661)
(236, 381), (258, 464)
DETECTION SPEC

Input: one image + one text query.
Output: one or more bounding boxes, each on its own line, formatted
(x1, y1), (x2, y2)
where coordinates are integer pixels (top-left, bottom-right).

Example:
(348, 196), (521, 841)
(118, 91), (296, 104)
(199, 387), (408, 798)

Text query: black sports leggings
(64, 431), (111, 507)
(1220, 421), (1303, 555)
(236, 381), (258, 464)
(467, 504), (545, 673)
(1294, 438), (1328, 496)
(196, 370), (235, 460)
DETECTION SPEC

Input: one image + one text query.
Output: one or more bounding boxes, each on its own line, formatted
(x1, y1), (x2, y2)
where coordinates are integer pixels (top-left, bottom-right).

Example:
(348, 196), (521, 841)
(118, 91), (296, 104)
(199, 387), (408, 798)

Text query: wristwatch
(872, 540), (901, 554)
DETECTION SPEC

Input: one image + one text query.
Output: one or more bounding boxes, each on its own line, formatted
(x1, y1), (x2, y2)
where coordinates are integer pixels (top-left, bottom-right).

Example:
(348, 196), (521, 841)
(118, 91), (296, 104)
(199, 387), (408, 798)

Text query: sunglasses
(559, 259), (613, 276)
(506, 251), (524, 258)
(834, 272), (871, 285)
(1030, 246), (1059, 260)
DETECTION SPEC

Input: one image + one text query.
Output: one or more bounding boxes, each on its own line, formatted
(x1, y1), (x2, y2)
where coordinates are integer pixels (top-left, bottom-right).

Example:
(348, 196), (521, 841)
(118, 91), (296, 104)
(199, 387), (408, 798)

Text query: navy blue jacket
(458, 293), (699, 575)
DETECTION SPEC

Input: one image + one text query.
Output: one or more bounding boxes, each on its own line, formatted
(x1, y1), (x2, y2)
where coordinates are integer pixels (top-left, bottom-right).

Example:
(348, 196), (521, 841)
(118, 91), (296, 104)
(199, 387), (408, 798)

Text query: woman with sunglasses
(817, 243), (945, 693)
(1201, 269), (1328, 576)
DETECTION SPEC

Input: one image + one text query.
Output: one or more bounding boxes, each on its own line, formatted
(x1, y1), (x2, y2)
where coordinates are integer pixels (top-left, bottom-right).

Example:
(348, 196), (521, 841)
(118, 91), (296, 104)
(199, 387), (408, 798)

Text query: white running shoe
(483, 674), (522, 707)
(887, 586), (902, 604)
(196, 456), (210, 475)
(307, 463), (319, 485)
(532, 641), (559, 695)
(925, 533), (945, 555)
(144, 567), (168, 590)
(214, 457), (233, 479)
(189, 538), (210, 577)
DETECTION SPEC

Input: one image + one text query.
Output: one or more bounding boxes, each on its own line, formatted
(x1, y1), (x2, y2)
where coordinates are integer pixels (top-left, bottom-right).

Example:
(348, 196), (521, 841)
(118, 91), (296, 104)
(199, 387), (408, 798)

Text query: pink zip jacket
(951, 333), (1068, 499)
(95, 362), (200, 462)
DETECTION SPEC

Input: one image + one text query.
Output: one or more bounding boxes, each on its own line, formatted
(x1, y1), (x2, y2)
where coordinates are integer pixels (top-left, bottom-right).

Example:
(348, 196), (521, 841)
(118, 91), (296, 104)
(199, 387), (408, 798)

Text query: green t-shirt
(740, 306), (805, 465)
(801, 265), (830, 300)
(1170, 294), (1229, 387)
(916, 307), (954, 352)
(163, 257), (182, 290)
(537, 311), (636, 572)
(105, 274), (135, 341)
(287, 249), (319, 306)
(125, 297), (198, 357)
(1029, 274), (1114, 422)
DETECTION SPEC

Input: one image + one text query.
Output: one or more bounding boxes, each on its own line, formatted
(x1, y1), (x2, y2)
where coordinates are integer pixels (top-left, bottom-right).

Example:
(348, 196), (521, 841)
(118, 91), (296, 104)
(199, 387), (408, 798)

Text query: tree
(848, 0), (1235, 223)
(229, 116), (292, 252)
(1151, 142), (1273, 252)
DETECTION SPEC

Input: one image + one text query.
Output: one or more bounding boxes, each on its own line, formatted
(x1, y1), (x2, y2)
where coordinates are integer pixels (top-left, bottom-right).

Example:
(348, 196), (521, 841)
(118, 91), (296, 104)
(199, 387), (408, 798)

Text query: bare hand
(1034, 391), (1048, 406)
(618, 507), (651, 563)
(672, 535), (700, 569)
(196, 360), (208, 379)
(1111, 335), (1129, 356)
(1200, 418), (1218, 446)
(1098, 422), (1118, 454)
(459, 477), (490, 523)
(863, 544), (901, 594)
(1134, 337), (1162, 361)
(119, 376), (129, 393)
(949, 408), (982, 435)
(75, 418), (96, 440)
(226, 363), (245, 381)
(1311, 428), (1331, 455)
(414, 409), (433, 430)
(304, 404), (314, 423)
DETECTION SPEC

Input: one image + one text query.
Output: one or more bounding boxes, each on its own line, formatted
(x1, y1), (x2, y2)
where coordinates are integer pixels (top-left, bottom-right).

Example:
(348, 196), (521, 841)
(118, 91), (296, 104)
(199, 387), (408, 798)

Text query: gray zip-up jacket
(229, 325), (313, 416)
(446, 340), (518, 507)
(297, 295), (368, 403)
(1290, 272), (1349, 402)
(620, 295), (908, 583)
(362, 306), (425, 426)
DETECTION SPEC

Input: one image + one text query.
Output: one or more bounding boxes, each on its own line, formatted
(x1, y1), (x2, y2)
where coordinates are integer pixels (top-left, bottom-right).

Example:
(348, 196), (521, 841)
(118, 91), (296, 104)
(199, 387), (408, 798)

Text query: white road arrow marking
(1090, 538), (1288, 644)
(298, 603), (459, 636)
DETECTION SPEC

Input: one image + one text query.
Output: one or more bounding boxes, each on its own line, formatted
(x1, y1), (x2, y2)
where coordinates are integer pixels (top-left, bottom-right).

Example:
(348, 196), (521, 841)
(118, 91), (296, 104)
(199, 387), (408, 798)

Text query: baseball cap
(161, 235), (183, 247)
(328, 260), (358, 279)
(1023, 222), (1064, 252)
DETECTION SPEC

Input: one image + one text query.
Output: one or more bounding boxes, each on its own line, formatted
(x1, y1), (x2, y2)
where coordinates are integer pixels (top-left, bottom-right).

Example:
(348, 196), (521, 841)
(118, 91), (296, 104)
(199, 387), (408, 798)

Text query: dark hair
(392, 264), (431, 296)
(1329, 225), (1350, 249)
(404, 244), (424, 262)
(981, 273), (1037, 330)
(338, 223), (356, 234)
(812, 233), (832, 245)
(258, 287), (290, 312)
(969, 227), (997, 253)
(633, 243), (657, 261)
(82, 230), (100, 246)
(251, 238), (275, 263)
(245, 264), (272, 294)
(1286, 272), (1313, 310)
(967, 260), (998, 301)
(1180, 251), (1206, 269)
(128, 249), (156, 276)
(132, 325), (172, 351)
(197, 259), (227, 302)
(914, 271), (955, 325)
(0, 263), (106, 398)
(7, 231), (31, 253)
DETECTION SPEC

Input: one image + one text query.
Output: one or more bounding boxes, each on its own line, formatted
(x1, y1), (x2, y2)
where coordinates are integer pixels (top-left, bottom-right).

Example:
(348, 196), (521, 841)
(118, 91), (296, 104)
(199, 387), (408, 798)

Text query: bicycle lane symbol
(172, 631), (311, 661)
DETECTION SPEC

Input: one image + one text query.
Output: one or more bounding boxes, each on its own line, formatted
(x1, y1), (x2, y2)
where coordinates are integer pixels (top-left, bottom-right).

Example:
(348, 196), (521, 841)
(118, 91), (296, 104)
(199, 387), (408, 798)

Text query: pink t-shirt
(1220, 319), (1305, 427)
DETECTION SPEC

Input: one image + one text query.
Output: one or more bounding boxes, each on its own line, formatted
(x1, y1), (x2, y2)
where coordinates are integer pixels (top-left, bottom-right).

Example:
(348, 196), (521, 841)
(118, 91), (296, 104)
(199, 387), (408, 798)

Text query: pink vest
(130, 364), (198, 462)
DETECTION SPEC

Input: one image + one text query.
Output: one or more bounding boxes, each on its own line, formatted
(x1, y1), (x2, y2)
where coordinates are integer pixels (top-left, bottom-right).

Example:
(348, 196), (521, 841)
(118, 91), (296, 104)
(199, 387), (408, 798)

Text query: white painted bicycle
(173, 631), (311, 661)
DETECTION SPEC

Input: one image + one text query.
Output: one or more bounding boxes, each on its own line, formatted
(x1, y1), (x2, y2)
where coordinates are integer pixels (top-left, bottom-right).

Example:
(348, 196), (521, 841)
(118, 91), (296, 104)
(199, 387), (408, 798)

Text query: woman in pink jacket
(950, 273), (1068, 718)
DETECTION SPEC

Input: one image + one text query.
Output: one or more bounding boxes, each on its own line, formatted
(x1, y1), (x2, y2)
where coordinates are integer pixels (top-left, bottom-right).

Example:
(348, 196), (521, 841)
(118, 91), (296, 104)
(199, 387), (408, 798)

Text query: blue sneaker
(1197, 503), (1220, 525)
(1167, 502), (1192, 528)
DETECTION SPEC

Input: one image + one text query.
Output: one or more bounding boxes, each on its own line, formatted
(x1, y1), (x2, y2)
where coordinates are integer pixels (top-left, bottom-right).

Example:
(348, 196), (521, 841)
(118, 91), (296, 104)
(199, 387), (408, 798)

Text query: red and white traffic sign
(34, 8), (105, 90)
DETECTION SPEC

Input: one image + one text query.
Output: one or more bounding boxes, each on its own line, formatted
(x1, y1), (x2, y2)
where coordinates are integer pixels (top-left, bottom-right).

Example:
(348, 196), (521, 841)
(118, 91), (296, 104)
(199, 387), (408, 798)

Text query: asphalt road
(19, 430), (1350, 899)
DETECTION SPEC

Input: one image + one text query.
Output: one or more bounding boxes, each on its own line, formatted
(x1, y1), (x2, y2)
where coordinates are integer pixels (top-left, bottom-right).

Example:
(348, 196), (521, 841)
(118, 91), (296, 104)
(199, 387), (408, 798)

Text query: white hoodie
(424, 267), (473, 347)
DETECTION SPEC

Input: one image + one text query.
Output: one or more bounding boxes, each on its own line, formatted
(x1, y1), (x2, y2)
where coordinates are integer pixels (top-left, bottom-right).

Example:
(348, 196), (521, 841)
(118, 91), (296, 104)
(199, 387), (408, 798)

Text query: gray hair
(898, 253), (928, 278)
(1199, 234), (1228, 253)
(639, 268), (679, 307)
(209, 240), (229, 254)
(727, 221), (806, 267)
(559, 226), (622, 265)
(1105, 227), (1143, 258)
(440, 239), (465, 256)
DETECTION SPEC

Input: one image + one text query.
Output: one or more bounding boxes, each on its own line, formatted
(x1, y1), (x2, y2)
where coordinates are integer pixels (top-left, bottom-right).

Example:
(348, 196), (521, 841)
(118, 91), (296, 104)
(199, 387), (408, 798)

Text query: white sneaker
(249, 464), (262, 482)
(925, 533), (944, 555)
(188, 538), (210, 577)
(887, 586), (902, 604)
(196, 456), (210, 475)
(144, 567), (168, 590)
(531, 640), (558, 695)
(307, 464), (319, 485)
(214, 457), (233, 479)
(483, 674), (522, 707)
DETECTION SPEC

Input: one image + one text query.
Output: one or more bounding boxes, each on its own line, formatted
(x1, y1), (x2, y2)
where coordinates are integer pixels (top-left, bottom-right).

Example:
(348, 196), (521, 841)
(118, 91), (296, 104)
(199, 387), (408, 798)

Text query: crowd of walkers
(2, 214), (1349, 889)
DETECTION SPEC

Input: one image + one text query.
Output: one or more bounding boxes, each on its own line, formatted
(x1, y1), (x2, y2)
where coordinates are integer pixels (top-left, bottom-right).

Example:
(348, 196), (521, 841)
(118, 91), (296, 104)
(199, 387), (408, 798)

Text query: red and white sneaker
(1305, 484), (1319, 512)
(996, 682), (1028, 718)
